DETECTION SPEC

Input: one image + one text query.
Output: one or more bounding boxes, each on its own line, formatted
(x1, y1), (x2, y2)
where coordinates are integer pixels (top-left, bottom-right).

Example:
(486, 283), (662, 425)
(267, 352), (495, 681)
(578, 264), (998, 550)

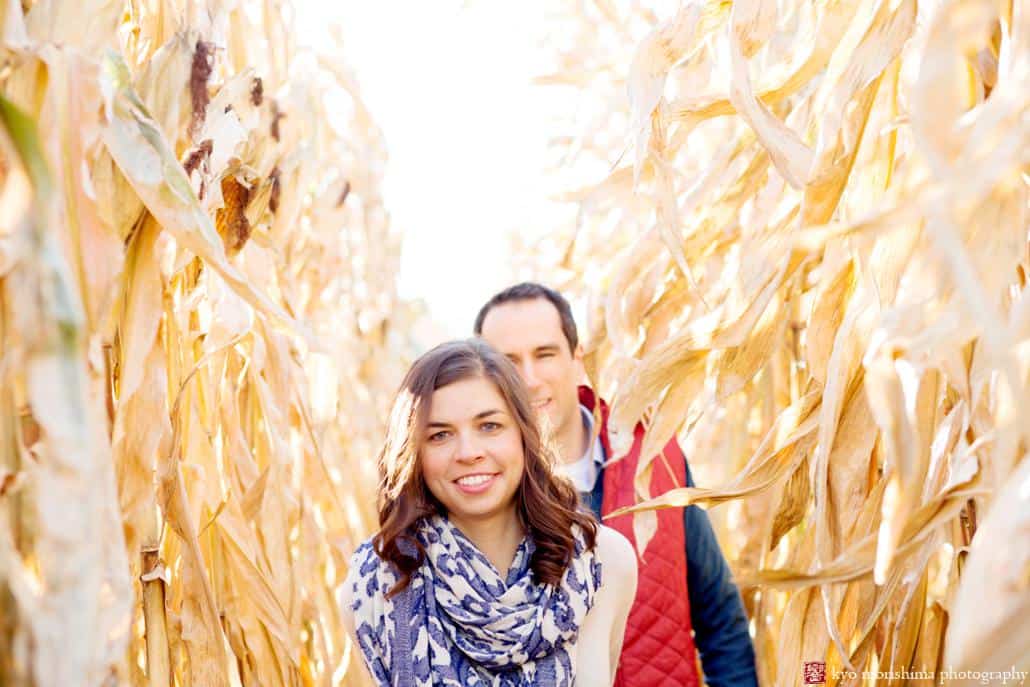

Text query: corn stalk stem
(141, 545), (172, 687)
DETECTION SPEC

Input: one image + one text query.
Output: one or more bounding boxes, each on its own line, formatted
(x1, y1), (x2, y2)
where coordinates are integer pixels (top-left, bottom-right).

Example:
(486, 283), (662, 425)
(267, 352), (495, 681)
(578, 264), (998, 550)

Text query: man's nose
(518, 360), (542, 390)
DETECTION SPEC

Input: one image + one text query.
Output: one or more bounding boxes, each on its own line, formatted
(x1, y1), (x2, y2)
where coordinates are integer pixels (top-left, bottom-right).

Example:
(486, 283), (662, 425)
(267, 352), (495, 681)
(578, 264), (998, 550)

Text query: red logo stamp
(803, 661), (827, 684)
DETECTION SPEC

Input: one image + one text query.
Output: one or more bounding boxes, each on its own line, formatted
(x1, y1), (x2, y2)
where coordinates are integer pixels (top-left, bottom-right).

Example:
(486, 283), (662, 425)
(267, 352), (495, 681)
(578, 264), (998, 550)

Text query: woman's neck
(449, 507), (525, 576)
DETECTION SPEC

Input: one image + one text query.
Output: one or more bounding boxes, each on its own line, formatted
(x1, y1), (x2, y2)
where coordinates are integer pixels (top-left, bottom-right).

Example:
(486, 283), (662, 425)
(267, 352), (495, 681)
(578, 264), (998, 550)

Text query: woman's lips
(453, 472), (500, 494)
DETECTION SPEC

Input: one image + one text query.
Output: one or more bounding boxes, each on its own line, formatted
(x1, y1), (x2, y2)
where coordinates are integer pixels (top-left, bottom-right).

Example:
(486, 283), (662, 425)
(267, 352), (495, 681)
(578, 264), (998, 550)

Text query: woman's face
(419, 375), (525, 528)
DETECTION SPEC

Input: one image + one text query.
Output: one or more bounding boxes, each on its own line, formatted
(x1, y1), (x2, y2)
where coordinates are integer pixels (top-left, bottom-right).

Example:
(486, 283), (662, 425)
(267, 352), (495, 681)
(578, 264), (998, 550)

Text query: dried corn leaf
(533, 3), (1029, 674)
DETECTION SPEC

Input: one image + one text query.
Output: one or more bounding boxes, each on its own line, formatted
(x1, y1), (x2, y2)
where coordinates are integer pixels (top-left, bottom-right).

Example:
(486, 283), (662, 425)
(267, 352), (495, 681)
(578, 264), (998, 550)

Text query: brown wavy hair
(373, 338), (597, 597)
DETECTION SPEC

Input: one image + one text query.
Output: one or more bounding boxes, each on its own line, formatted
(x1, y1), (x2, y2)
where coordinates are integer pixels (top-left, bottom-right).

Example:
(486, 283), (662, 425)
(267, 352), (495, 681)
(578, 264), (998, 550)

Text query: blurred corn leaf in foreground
(0, 1), (409, 685)
(532, 0), (1029, 683)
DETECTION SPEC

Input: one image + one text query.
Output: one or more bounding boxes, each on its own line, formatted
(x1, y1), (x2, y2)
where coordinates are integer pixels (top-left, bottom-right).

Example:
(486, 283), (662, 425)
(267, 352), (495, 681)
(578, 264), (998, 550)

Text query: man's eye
(538, 352), (554, 359)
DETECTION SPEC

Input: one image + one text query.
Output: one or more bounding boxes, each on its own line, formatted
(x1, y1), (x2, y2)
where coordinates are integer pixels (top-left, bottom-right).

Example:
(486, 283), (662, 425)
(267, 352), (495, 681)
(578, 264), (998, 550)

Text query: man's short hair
(474, 282), (579, 353)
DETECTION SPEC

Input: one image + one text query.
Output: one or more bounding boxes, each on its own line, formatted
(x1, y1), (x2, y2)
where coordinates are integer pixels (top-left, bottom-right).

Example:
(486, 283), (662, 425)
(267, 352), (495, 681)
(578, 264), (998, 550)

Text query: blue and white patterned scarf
(348, 514), (602, 686)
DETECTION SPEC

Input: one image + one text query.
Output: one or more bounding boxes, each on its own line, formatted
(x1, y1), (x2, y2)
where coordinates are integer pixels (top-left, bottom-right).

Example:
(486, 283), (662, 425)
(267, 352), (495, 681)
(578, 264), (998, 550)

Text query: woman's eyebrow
(474, 409), (504, 420)
(425, 409), (504, 428)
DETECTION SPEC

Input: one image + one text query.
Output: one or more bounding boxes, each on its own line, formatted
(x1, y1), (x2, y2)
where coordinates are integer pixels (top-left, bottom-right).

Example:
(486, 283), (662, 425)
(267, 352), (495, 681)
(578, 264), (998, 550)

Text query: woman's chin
(447, 501), (504, 520)
(444, 495), (518, 524)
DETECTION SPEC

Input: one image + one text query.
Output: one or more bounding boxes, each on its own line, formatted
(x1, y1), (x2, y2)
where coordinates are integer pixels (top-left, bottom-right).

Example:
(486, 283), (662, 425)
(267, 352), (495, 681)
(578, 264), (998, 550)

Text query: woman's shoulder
(341, 538), (376, 599)
(348, 536), (382, 571)
(344, 537), (397, 602)
(341, 534), (408, 633)
(593, 525), (637, 589)
(594, 525), (634, 562)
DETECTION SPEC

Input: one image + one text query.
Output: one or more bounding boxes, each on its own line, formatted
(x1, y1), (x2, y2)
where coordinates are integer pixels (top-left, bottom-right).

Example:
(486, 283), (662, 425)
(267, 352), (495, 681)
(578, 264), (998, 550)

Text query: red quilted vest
(579, 387), (701, 687)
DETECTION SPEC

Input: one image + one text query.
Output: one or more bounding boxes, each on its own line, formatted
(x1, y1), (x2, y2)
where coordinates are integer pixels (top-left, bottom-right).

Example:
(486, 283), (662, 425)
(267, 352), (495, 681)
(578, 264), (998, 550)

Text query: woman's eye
(428, 431), (449, 442)
(481, 422), (501, 432)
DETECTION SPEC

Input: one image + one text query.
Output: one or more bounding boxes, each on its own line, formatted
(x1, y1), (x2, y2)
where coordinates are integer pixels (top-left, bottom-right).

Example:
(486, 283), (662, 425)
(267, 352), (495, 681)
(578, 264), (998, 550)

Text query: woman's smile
(453, 472), (501, 493)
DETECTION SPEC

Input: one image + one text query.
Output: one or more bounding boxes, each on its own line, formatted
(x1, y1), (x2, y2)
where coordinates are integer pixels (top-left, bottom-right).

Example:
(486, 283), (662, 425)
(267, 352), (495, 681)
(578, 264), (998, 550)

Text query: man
(475, 282), (758, 687)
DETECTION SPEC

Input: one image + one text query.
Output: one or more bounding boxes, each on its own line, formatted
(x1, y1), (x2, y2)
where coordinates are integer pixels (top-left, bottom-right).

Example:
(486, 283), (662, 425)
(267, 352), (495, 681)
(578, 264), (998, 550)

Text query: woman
(340, 339), (636, 686)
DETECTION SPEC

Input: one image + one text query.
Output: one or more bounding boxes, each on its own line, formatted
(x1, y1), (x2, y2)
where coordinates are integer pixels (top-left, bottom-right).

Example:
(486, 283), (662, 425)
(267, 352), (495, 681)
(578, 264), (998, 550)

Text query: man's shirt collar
(557, 405), (605, 493)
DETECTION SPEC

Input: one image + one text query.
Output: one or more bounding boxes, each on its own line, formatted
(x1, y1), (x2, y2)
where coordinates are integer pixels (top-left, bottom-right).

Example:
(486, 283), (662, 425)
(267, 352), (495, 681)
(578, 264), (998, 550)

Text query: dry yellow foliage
(2, 0), (1028, 685)
(532, 0), (1029, 684)
(0, 1), (408, 685)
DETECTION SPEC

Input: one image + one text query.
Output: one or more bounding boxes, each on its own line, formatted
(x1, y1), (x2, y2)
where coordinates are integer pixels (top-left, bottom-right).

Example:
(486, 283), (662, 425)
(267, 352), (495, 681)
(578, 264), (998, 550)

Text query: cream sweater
(568, 524), (638, 685)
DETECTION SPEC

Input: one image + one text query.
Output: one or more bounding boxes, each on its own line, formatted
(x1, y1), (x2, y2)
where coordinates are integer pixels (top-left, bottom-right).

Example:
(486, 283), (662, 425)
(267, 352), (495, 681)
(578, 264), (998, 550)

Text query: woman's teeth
(456, 474), (493, 487)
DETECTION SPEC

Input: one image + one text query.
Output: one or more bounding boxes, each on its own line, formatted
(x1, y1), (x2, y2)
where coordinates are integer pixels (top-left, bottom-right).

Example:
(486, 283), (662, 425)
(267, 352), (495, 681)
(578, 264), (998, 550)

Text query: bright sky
(298, 2), (575, 343)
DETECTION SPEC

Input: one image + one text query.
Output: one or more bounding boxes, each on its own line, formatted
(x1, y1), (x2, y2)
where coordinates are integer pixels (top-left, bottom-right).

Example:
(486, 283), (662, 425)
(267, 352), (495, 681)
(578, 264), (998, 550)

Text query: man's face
(478, 298), (583, 441)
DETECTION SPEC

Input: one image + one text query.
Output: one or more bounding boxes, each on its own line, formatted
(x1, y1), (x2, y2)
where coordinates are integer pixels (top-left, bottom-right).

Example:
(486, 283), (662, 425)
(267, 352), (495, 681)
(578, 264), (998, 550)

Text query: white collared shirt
(557, 405), (606, 492)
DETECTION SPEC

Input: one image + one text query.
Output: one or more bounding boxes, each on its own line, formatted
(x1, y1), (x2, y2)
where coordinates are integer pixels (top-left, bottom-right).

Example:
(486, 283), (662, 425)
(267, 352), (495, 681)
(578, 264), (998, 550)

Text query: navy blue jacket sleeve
(682, 457), (759, 687)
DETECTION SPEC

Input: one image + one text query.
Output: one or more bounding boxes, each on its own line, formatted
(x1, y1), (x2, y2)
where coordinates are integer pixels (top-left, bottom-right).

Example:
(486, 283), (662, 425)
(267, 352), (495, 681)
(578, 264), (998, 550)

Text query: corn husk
(0, 2), (409, 685)
(532, 0), (1030, 680)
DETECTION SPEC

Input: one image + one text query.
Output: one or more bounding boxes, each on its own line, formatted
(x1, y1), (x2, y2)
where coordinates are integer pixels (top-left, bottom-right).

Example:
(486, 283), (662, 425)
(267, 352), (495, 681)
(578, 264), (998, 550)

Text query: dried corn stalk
(532, 0), (1029, 683)
(0, 1), (408, 685)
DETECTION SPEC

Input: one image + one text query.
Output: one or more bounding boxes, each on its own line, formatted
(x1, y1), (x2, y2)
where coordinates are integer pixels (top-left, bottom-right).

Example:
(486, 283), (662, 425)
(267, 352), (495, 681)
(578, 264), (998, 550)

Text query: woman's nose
(454, 433), (484, 462)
